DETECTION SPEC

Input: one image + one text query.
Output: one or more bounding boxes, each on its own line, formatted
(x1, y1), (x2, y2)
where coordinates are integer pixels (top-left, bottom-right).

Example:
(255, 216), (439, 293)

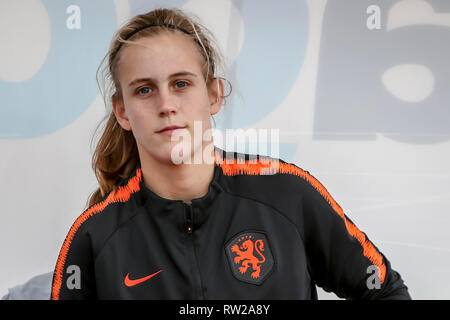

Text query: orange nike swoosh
(124, 270), (163, 287)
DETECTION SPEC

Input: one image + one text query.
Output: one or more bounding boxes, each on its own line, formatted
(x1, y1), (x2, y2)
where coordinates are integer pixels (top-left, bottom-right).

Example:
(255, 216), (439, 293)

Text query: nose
(157, 87), (178, 117)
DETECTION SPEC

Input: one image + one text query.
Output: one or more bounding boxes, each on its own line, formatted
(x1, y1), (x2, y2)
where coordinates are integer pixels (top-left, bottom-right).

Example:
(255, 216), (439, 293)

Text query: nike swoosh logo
(124, 270), (163, 287)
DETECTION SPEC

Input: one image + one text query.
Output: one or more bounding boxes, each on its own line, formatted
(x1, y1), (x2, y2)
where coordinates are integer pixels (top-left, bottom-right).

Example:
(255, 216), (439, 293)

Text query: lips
(156, 125), (186, 136)
(157, 125), (186, 133)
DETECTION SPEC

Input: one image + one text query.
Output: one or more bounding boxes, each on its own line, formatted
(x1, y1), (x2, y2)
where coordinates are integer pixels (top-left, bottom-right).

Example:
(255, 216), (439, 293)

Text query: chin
(169, 142), (195, 165)
(154, 142), (193, 166)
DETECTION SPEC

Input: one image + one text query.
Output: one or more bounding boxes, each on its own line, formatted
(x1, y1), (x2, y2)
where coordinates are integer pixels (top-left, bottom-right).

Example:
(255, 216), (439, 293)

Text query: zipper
(185, 203), (204, 299)
(186, 207), (193, 234)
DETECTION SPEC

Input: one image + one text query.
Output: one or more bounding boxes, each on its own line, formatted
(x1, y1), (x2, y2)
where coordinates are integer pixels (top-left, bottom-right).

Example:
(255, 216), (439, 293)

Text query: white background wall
(1, 0), (449, 299)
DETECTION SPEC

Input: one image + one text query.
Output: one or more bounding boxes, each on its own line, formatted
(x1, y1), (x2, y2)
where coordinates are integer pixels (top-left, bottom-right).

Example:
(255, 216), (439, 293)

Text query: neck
(139, 144), (216, 204)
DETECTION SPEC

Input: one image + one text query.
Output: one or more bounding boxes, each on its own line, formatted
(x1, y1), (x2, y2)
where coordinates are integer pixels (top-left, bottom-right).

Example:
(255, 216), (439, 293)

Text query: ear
(207, 78), (224, 116)
(112, 93), (132, 131)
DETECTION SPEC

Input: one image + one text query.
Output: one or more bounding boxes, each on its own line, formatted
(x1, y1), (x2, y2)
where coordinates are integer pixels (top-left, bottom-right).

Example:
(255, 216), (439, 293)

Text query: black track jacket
(51, 146), (411, 300)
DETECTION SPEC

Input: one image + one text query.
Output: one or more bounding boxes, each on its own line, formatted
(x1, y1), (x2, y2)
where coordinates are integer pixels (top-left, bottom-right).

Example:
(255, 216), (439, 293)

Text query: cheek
(184, 91), (211, 119)
(124, 104), (156, 136)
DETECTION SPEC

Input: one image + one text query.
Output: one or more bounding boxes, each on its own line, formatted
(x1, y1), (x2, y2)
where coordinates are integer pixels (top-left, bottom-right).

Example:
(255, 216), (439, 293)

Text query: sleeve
(51, 219), (97, 300)
(300, 180), (412, 300)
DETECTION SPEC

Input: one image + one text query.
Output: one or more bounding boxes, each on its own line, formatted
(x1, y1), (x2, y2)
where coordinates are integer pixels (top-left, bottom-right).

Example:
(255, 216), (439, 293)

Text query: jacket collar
(131, 146), (227, 229)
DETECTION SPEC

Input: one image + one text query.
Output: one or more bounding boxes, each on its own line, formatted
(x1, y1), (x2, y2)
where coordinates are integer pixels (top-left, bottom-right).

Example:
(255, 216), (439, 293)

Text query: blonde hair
(87, 7), (231, 208)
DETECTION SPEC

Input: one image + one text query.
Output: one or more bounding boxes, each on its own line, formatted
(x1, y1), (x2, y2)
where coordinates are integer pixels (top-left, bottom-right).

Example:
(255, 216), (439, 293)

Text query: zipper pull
(187, 220), (193, 234)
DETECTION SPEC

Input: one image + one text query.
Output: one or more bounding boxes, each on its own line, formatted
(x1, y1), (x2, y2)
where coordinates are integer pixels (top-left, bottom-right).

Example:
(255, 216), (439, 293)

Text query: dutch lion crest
(226, 232), (274, 285)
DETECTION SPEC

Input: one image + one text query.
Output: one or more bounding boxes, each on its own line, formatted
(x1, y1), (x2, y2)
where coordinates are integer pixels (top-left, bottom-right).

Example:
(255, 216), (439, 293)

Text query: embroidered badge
(225, 231), (274, 285)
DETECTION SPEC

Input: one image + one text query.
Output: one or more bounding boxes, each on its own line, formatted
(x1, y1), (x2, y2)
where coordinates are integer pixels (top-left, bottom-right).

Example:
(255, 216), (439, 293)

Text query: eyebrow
(128, 71), (198, 88)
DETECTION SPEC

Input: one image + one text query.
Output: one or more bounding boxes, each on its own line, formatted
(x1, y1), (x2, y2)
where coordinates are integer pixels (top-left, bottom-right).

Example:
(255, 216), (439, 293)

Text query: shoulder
(214, 148), (344, 228)
(65, 168), (144, 250)
(215, 148), (337, 213)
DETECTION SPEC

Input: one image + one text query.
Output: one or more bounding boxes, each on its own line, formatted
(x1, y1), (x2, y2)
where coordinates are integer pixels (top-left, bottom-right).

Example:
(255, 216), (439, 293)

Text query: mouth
(156, 125), (187, 136)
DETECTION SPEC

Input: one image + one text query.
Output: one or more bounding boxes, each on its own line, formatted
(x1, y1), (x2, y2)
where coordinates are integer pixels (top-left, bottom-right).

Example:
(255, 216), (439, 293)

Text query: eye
(174, 81), (189, 89)
(137, 87), (152, 95)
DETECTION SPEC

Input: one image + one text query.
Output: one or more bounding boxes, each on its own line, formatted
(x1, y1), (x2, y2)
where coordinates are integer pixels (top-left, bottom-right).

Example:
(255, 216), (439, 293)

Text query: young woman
(51, 8), (411, 300)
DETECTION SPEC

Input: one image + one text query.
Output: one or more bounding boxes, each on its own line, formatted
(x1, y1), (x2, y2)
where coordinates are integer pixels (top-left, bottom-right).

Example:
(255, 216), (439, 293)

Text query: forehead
(117, 32), (205, 83)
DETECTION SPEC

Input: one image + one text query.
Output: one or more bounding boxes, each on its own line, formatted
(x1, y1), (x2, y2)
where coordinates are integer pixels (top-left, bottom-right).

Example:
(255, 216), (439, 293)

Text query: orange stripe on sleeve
(51, 168), (142, 300)
(216, 155), (386, 284)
